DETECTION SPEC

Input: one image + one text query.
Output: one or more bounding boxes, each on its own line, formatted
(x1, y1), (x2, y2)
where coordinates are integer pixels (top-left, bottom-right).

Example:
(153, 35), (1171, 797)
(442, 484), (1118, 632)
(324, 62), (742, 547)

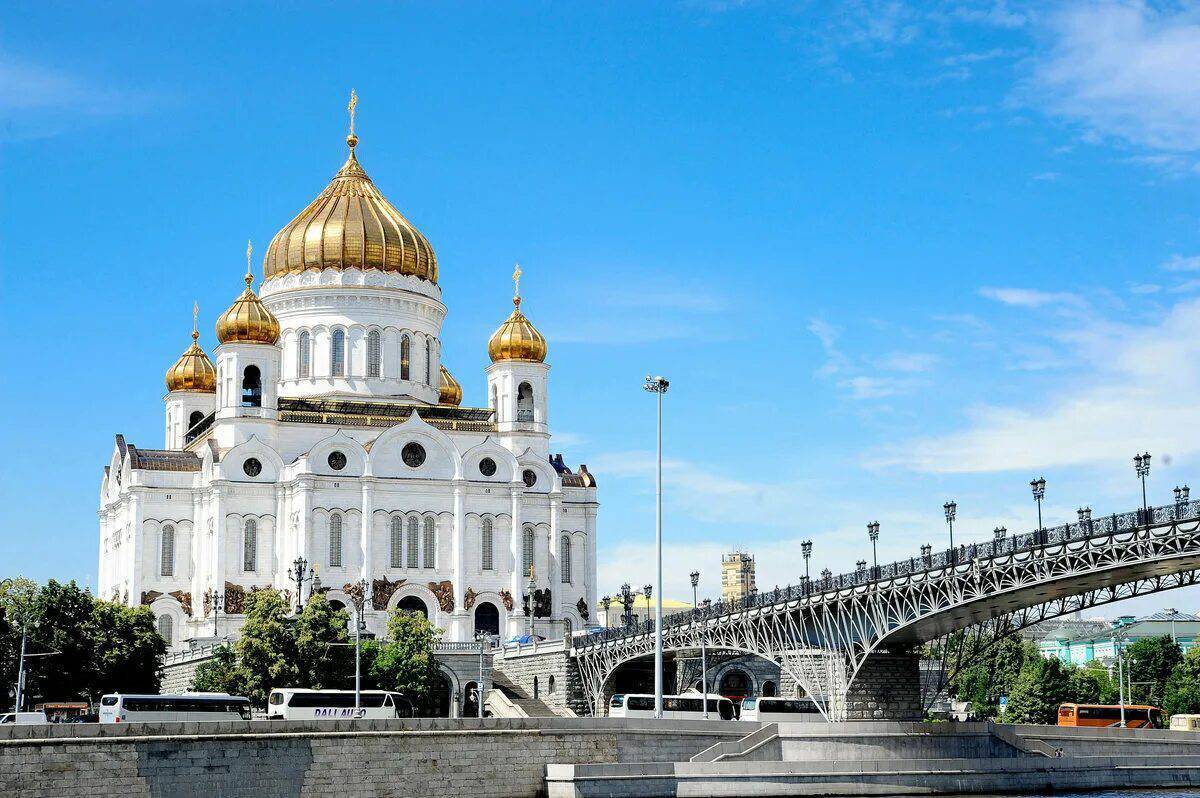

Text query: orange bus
(1058, 703), (1163, 728)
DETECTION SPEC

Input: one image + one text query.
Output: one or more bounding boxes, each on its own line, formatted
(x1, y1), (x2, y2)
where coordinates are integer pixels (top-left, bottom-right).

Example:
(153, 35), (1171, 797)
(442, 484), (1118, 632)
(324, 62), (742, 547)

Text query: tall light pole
(1114, 633), (1127, 728)
(943, 501), (956, 558)
(643, 374), (669, 720)
(689, 571), (709, 719)
(601, 595), (612, 628)
(345, 578), (369, 715)
(290, 556), (312, 614)
(1134, 452), (1151, 526)
(526, 567), (537, 639)
(801, 540), (812, 582)
(475, 631), (489, 718)
(642, 584), (653, 625)
(205, 588), (224, 638)
(867, 522), (880, 575)
(1030, 477), (1046, 535)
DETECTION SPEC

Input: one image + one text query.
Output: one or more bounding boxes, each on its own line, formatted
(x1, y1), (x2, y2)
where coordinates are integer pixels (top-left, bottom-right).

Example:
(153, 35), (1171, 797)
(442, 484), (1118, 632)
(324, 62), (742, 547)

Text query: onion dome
(438, 364), (463, 406)
(216, 246), (281, 345)
(166, 310), (216, 392)
(488, 265), (547, 363)
(261, 110), (437, 283)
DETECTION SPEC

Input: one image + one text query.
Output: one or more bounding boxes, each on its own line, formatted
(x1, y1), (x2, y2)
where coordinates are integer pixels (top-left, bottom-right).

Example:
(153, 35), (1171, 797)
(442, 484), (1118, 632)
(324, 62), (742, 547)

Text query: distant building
(722, 551), (756, 604)
(1036, 609), (1200, 665)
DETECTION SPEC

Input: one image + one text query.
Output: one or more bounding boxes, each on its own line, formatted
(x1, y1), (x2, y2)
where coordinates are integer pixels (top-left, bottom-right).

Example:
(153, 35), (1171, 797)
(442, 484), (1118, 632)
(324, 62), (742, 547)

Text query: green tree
(1125, 635), (1183, 707)
(233, 589), (298, 705)
(370, 609), (442, 713)
(1067, 665), (1108, 704)
(192, 645), (242, 695)
(294, 593), (352, 689)
(1164, 646), (1200, 717)
(87, 600), (165, 697)
(24, 581), (96, 704)
(1003, 655), (1072, 724)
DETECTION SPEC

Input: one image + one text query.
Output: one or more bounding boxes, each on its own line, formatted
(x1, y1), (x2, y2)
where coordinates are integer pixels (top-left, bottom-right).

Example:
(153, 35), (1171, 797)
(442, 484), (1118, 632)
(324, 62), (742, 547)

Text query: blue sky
(3, 1), (1200, 618)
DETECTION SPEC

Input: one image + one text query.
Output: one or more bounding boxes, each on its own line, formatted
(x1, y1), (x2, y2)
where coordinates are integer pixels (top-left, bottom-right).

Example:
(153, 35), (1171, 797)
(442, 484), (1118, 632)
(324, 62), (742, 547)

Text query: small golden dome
(166, 329), (216, 393)
(438, 364), (463, 406)
(216, 268), (281, 345)
(488, 297), (548, 363)
(262, 133), (437, 283)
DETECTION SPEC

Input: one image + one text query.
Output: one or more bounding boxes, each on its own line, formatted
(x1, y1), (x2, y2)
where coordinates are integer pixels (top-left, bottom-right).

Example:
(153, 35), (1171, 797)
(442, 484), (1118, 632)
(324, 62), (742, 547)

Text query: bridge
(561, 497), (1200, 720)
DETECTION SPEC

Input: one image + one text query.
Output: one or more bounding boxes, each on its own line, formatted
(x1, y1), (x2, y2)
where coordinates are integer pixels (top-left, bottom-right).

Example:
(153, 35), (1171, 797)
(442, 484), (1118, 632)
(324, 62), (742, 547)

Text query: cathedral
(97, 100), (599, 649)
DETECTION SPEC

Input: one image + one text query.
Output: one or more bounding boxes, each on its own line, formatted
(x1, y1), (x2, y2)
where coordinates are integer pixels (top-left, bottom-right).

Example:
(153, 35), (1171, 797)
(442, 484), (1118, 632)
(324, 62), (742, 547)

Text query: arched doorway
(428, 671), (453, 717)
(241, 366), (262, 407)
(464, 681), (481, 718)
(328, 599), (346, 612)
(398, 596), (429, 619)
(719, 669), (752, 700)
(762, 680), (777, 697)
(474, 601), (500, 636)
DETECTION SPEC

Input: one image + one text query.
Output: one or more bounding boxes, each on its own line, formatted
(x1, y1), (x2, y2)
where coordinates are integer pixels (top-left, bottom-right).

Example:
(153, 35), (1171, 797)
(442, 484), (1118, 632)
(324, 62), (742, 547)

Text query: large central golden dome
(262, 136), (438, 283)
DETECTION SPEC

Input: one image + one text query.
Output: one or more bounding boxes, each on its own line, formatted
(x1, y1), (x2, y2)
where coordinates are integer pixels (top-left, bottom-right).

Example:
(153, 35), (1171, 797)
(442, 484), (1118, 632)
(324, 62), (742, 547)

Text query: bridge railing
(580, 498), (1200, 647)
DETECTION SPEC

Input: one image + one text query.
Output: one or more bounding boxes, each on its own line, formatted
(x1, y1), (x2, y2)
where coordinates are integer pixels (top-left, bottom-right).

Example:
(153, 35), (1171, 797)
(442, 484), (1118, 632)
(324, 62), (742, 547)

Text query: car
(0, 711), (49, 725)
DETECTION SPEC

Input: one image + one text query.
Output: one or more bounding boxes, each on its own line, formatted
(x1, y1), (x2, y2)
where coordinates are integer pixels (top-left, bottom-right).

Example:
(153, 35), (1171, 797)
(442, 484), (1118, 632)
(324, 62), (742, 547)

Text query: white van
(0, 711), (48, 725)
(1170, 714), (1200, 731)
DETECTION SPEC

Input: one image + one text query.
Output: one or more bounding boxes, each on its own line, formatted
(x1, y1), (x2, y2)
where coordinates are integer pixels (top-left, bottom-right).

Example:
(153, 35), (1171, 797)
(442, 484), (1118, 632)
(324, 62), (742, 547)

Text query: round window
(328, 451), (347, 471)
(242, 458), (262, 477)
(523, 469), (537, 488)
(479, 457), (497, 477)
(402, 442), (427, 468)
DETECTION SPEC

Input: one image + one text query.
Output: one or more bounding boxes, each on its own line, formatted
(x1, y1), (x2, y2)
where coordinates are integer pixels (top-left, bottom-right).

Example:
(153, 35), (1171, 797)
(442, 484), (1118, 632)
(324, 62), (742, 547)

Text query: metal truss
(574, 512), (1200, 720)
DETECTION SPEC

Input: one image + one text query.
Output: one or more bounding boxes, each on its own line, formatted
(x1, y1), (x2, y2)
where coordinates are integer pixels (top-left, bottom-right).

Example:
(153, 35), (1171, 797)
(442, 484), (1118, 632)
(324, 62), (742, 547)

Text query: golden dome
(216, 259), (281, 345)
(262, 134), (437, 283)
(165, 328), (216, 393)
(438, 364), (463, 406)
(488, 297), (548, 363)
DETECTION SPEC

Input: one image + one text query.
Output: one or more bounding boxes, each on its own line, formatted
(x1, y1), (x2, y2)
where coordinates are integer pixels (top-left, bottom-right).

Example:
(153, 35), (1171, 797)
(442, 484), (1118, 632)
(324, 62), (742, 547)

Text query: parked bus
(99, 693), (251, 724)
(1170, 714), (1200, 732)
(266, 689), (410, 720)
(1057, 703), (1163, 728)
(608, 693), (736, 721)
(739, 697), (823, 722)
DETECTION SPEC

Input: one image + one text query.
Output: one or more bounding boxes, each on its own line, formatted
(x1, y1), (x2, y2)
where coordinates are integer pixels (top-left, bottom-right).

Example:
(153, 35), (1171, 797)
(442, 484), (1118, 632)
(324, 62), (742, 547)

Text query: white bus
(739, 697), (823, 722)
(99, 693), (251, 724)
(608, 693), (736, 721)
(266, 689), (410, 720)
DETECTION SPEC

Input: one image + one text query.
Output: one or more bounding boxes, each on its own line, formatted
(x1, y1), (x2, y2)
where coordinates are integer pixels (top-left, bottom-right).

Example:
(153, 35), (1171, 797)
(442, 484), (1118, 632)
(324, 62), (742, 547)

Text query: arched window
(185, 411), (205, 442)
(517, 382), (534, 422)
(423, 517), (436, 568)
(243, 519), (257, 572)
(241, 366), (262, 408)
(331, 329), (346, 377)
(481, 518), (494, 571)
(424, 338), (433, 384)
(329, 513), (343, 568)
(390, 516), (403, 568)
(157, 614), (173, 643)
(160, 525), (175, 577)
(522, 526), (535, 579)
(560, 535), (571, 584)
(298, 331), (311, 378)
(406, 516), (419, 568)
(400, 335), (411, 380)
(366, 330), (381, 377)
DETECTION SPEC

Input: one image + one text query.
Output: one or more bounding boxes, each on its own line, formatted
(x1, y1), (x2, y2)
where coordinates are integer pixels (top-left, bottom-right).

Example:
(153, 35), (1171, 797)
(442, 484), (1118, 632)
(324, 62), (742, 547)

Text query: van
(1170, 714), (1200, 731)
(0, 711), (49, 725)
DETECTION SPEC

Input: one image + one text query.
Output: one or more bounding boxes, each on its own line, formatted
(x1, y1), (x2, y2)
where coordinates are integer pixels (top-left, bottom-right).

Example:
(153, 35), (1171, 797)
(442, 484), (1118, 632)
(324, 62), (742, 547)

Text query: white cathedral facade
(97, 121), (599, 650)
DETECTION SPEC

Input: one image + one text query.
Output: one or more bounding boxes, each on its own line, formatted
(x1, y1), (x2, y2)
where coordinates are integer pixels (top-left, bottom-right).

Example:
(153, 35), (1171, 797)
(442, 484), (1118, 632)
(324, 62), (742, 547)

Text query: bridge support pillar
(844, 650), (922, 721)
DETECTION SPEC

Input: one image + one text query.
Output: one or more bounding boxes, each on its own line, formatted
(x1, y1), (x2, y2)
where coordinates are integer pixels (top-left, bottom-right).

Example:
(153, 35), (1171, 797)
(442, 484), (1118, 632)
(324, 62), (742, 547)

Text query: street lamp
(474, 630), (490, 719)
(993, 526), (1007, 541)
(601, 595), (612, 628)
(344, 578), (369, 715)
(526, 567), (537, 639)
(1077, 507), (1092, 535)
(689, 571), (709, 719)
(290, 556), (312, 614)
(642, 584), (653, 625)
(1134, 453), (1151, 526)
(619, 583), (635, 628)
(1030, 477), (1046, 534)
(867, 522), (880, 574)
(943, 501), (957, 557)
(205, 588), (224, 638)
(643, 373), (669, 720)
(801, 540), (813, 581)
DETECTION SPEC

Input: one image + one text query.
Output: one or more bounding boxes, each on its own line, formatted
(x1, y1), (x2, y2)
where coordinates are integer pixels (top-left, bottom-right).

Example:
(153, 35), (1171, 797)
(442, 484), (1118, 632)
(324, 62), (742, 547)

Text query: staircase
(486, 671), (560, 717)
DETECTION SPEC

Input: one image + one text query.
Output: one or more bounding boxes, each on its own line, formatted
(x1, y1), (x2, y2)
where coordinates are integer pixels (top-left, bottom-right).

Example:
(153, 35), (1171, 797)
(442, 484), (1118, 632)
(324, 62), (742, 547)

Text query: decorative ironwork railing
(580, 498), (1200, 646)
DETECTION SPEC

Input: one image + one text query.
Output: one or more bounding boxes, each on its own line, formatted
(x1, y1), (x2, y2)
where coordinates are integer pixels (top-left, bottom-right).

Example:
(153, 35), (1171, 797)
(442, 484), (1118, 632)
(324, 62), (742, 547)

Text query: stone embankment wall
(1, 717), (744, 798)
(843, 651), (922, 720)
(493, 644), (590, 715)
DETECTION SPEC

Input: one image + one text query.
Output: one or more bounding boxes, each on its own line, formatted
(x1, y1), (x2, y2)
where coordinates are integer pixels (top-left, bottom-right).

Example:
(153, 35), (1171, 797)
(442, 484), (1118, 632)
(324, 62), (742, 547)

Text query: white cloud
(1025, 2), (1200, 152)
(876, 296), (1200, 474)
(979, 286), (1084, 308)
(875, 351), (938, 373)
(1163, 254), (1200, 272)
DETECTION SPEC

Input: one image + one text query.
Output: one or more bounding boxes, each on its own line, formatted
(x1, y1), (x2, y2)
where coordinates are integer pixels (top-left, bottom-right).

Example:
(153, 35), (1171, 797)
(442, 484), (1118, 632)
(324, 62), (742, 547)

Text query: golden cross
(528, 565), (536, 580)
(245, 239), (253, 285)
(192, 301), (199, 340)
(513, 262), (522, 300)
(348, 89), (358, 136)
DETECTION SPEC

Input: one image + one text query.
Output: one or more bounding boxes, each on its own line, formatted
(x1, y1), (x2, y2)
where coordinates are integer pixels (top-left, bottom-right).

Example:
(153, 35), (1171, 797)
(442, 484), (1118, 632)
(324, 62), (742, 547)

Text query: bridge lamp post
(1077, 507), (1092, 535)
(1030, 477), (1046, 534)
(801, 540), (813, 582)
(1134, 453), (1151, 525)
(867, 522), (880, 575)
(690, 571), (709, 720)
(601, 595), (612, 628)
(993, 526), (1006, 541)
(643, 375), (669, 721)
(620, 583), (635, 628)
(943, 501), (956, 557)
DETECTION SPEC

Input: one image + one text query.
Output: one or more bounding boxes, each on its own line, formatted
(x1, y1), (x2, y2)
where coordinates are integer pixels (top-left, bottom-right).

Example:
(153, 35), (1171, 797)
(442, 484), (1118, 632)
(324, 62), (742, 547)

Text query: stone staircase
(486, 671), (560, 717)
